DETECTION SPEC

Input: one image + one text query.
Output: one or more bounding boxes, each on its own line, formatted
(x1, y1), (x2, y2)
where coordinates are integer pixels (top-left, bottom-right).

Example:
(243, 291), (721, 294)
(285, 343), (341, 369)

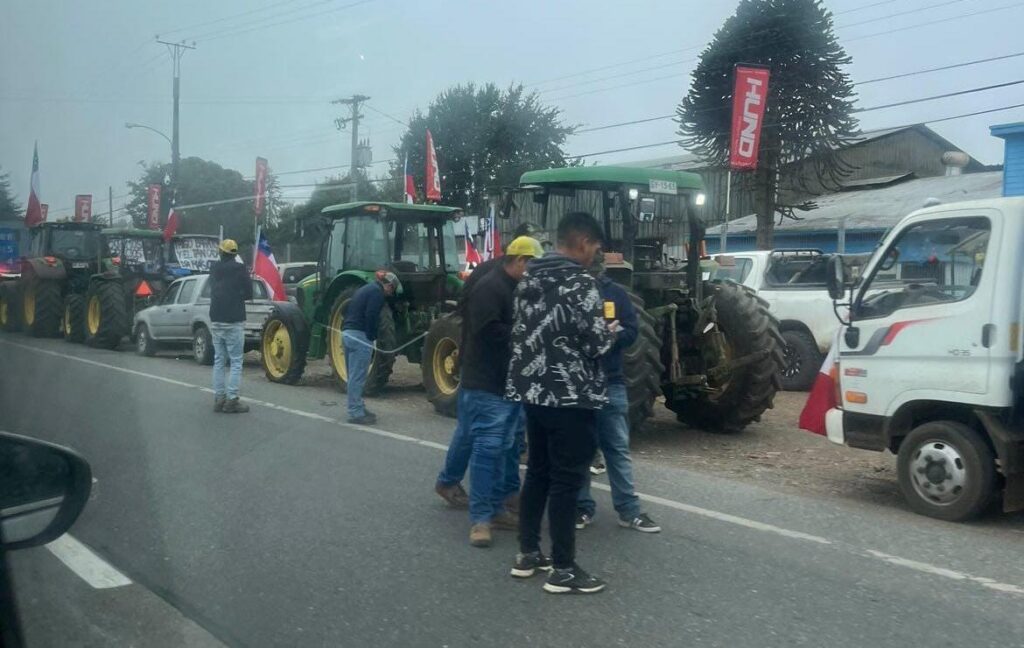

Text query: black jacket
(342, 282), (386, 340)
(505, 253), (614, 409)
(208, 258), (253, 323)
(461, 267), (516, 395)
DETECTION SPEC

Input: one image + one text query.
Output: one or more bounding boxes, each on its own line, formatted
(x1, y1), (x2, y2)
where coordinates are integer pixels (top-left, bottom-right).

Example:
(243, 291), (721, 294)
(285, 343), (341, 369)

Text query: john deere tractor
(502, 166), (784, 432)
(260, 201), (465, 414)
(0, 222), (107, 339)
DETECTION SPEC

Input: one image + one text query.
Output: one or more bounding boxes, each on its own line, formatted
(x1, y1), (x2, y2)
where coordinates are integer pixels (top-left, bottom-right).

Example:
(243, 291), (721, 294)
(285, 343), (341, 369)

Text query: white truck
(712, 249), (841, 391)
(823, 196), (1024, 521)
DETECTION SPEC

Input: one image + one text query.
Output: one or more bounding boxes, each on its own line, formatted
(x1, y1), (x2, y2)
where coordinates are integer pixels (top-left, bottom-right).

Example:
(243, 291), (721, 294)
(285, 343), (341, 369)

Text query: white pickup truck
(711, 249), (841, 391)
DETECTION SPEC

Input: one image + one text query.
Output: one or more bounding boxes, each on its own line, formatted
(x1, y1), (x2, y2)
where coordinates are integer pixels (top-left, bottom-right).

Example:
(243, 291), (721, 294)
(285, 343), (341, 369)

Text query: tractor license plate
(71, 262), (89, 269)
(649, 179), (677, 195)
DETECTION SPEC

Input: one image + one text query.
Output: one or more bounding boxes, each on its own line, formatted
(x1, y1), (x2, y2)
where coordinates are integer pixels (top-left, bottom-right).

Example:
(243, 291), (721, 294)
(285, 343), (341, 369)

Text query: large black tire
(62, 294), (86, 344)
(261, 305), (310, 384)
(665, 280), (784, 432)
(22, 277), (62, 338)
(192, 325), (214, 365)
(327, 286), (396, 396)
(422, 314), (462, 417)
(134, 323), (158, 357)
(620, 287), (664, 434)
(779, 329), (822, 391)
(84, 280), (128, 349)
(0, 283), (21, 333)
(897, 421), (996, 522)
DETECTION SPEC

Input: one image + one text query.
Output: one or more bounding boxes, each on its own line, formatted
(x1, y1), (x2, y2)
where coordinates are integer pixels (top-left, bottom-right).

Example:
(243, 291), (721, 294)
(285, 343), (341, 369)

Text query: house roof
(706, 171), (1004, 235)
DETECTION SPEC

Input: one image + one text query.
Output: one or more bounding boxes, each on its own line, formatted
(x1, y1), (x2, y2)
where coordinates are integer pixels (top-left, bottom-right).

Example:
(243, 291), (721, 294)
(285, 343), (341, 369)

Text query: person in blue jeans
(576, 254), (660, 533)
(341, 271), (399, 425)
(208, 239), (253, 414)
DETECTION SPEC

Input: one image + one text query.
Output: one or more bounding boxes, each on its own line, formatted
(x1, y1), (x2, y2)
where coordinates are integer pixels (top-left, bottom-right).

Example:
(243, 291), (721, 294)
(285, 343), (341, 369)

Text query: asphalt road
(3, 333), (1024, 647)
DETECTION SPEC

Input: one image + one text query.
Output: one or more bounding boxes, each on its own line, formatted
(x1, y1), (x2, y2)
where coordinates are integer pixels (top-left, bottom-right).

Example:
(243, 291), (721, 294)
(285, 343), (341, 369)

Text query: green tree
(0, 166), (20, 221)
(677, 0), (858, 248)
(394, 83), (577, 213)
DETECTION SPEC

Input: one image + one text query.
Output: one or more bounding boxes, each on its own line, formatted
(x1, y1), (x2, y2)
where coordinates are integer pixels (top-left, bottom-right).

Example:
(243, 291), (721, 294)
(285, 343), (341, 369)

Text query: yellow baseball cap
(506, 236), (543, 258)
(219, 239), (239, 254)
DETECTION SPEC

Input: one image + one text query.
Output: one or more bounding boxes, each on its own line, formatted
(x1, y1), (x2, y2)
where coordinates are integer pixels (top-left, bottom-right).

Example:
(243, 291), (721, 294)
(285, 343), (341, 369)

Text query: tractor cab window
(108, 237), (163, 270)
(855, 216), (991, 320)
(392, 221), (459, 272)
(331, 216), (388, 273)
(50, 229), (101, 260)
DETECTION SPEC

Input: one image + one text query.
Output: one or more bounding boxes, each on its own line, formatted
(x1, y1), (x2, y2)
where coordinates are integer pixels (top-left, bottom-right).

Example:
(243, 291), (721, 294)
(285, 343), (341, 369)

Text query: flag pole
(720, 170), (731, 253)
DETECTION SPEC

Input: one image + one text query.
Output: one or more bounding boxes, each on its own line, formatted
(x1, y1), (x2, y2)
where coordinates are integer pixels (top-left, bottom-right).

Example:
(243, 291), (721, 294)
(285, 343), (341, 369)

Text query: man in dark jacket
(341, 271), (399, 425)
(575, 253), (660, 534)
(209, 239), (253, 414)
(506, 212), (615, 594)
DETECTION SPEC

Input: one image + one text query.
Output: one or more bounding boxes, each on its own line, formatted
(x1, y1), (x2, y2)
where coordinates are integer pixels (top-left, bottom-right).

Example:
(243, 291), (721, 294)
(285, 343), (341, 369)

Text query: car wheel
(135, 323), (157, 357)
(193, 325), (214, 365)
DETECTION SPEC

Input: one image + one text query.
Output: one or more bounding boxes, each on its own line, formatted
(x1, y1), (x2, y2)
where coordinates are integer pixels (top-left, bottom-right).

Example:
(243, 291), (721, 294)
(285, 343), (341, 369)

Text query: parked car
(132, 273), (275, 364)
(277, 262), (318, 299)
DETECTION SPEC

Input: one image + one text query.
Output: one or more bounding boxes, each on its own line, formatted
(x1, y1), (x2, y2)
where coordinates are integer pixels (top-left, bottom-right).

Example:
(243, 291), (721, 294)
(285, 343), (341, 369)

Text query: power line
(840, 0), (964, 28)
(159, 0), (307, 37)
(853, 78), (1024, 113)
(190, 0), (374, 42)
(844, 1), (1024, 42)
(835, 0), (901, 14)
(856, 50), (1024, 85)
(364, 104), (408, 127)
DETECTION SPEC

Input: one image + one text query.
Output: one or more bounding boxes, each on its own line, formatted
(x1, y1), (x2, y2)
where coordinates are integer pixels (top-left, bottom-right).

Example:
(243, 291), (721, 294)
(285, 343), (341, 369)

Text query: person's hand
(607, 319), (621, 334)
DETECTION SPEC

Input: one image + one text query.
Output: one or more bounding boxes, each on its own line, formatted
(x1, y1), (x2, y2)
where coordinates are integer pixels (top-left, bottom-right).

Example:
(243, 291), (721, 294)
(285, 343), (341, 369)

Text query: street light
(126, 122), (175, 227)
(125, 122), (172, 147)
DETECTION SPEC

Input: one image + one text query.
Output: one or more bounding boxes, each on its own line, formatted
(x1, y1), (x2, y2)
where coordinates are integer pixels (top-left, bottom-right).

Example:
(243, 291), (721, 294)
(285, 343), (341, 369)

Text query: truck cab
(824, 197), (1024, 521)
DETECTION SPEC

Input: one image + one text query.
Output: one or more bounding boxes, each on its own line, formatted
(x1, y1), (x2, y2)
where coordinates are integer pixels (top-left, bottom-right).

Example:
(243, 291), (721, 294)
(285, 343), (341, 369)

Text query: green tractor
(260, 201), (466, 414)
(0, 222), (107, 339)
(502, 166), (784, 432)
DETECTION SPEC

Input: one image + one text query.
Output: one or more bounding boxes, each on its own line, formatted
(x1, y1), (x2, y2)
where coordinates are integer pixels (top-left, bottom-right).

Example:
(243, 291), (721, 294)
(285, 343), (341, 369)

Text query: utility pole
(156, 38), (195, 214)
(332, 94), (370, 201)
(108, 186), (113, 226)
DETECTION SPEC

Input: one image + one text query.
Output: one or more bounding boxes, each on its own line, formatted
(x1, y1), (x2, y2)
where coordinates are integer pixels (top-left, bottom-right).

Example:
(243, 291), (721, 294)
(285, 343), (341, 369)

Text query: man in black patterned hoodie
(505, 212), (616, 595)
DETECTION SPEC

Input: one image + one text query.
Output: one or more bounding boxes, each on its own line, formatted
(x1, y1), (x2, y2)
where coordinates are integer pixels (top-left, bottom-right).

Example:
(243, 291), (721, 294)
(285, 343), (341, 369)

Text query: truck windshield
(50, 230), (101, 259)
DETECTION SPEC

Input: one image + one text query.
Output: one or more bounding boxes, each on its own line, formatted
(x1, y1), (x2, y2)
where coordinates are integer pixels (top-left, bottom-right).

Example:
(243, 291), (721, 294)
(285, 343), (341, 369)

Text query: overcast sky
(2, 0), (1023, 219)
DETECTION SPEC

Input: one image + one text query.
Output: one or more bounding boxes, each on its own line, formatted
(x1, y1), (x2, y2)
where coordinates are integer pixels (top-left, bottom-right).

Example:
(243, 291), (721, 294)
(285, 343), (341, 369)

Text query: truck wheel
(62, 294), (86, 344)
(621, 287), (664, 434)
(22, 277), (62, 338)
(193, 325), (214, 365)
(897, 421), (995, 522)
(779, 329), (821, 391)
(85, 280), (128, 349)
(0, 283), (21, 333)
(135, 323), (158, 357)
(422, 314), (462, 417)
(327, 287), (396, 396)
(665, 280), (784, 432)
(261, 310), (309, 384)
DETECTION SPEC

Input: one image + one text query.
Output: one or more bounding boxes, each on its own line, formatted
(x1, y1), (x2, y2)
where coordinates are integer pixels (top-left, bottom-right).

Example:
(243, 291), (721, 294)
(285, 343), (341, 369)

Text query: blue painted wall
(991, 122), (1024, 197)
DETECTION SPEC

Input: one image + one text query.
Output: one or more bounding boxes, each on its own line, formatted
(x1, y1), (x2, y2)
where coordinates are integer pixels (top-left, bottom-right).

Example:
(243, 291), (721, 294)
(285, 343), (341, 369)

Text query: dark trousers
(518, 404), (597, 569)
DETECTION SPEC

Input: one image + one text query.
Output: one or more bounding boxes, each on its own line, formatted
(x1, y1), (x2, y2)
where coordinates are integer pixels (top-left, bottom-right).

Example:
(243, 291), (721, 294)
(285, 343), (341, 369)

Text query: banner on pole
(74, 195), (92, 223)
(425, 130), (441, 202)
(729, 64), (771, 171)
(146, 184), (162, 230)
(254, 157), (268, 215)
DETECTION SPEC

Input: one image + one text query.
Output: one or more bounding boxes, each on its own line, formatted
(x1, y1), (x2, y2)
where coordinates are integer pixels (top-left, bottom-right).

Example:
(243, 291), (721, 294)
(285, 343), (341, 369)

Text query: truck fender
(23, 257), (67, 281)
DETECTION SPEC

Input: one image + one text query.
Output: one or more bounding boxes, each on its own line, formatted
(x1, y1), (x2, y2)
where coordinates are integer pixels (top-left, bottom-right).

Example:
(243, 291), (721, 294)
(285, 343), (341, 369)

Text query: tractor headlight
(695, 192), (706, 206)
(628, 188), (639, 201)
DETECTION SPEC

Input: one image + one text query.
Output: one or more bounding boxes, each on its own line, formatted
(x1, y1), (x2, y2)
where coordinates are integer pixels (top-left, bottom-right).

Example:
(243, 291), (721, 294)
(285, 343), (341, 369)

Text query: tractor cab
(102, 227), (170, 302)
(25, 222), (107, 289)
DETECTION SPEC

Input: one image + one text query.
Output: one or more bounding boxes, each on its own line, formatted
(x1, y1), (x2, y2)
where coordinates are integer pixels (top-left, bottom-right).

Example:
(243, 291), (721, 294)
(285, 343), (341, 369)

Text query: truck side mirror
(826, 256), (847, 301)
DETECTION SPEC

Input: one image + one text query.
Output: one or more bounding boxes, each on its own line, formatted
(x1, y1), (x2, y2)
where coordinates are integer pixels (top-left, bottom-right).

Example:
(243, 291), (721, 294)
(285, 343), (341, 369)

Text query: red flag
(463, 221), (482, 268)
(254, 157), (268, 215)
(729, 65), (771, 171)
(24, 143), (43, 227)
(425, 129), (441, 202)
(403, 155), (415, 204)
(163, 209), (180, 243)
(146, 185), (162, 230)
(253, 231), (286, 300)
(74, 195), (93, 223)
(798, 338), (839, 436)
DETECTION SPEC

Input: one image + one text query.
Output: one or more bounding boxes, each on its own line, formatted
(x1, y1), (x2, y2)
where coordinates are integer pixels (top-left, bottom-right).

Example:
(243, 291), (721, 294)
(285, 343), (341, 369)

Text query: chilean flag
(463, 220), (482, 269)
(403, 155), (415, 204)
(24, 142), (44, 228)
(482, 204), (501, 261)
(253, 231), (287, 301)
(162, 208), (180, 242)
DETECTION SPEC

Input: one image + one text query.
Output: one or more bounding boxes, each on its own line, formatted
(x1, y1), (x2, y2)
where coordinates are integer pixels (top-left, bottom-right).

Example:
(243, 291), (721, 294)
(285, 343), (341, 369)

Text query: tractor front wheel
(62, 294), (86, 343)
(0, 283), (21, 333)
(422, 314), (462, 417)
(261, 308), (309, 384)
(22, 277), (62, 338)
(327, 286), (396, 396)
(85, 280), (128, 349)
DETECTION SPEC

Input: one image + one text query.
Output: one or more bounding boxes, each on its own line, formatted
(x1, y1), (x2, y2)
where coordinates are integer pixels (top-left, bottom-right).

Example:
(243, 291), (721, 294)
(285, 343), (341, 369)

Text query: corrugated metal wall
(1003, 134), (1024, 197)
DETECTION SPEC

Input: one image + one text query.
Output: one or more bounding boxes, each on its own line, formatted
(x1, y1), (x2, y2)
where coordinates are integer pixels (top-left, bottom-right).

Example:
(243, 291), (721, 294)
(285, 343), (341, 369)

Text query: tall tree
(677, 0), (858, 248)
(394, 83), (577, 212)
(0, 166), (19, 221)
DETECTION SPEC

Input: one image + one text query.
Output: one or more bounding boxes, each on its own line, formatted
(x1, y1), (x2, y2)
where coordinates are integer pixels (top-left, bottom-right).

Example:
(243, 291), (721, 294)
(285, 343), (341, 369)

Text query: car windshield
(50, 230), (101, 260)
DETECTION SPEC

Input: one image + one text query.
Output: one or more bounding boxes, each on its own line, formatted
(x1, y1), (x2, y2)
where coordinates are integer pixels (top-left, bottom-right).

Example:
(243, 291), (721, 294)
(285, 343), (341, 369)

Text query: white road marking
(46, 534), (132, 589)
(5, 337), (1024, 597)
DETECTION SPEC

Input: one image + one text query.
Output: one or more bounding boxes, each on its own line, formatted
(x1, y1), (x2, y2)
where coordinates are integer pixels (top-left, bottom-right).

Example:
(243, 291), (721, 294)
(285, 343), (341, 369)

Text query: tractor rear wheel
(327, 286), (396, 395)
(62, 294), (86, 343)
(665, 280), (784, 432)
(422, 314), (462, 417)
(621, 287), (664, 434)
(261, 308), (309, 384)
(22, 277), (62, 338)
(85, 280), (129, 349)
(0, 283), (21, 333)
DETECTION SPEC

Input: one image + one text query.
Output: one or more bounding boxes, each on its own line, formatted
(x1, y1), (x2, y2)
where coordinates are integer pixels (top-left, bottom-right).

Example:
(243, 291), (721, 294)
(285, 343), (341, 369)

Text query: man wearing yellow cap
(209, 239), (253, 413)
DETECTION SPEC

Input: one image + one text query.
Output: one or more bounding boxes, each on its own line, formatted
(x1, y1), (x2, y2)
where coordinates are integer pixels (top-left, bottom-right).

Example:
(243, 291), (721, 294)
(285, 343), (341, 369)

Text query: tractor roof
(102, 227), (165, 239)
(321, 201), (463, 221)
(519, 166), (704, 193)
(33, 221), (104, 231)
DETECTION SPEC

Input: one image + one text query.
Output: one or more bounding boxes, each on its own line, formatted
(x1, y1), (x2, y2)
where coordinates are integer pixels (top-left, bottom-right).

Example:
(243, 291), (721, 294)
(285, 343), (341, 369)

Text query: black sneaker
(543, 564), (606, 594)
(575, 512), (593, 530)
(510, 551), (553, 578)
(618, 513), (661, 533)
(347, 413), (377, 425)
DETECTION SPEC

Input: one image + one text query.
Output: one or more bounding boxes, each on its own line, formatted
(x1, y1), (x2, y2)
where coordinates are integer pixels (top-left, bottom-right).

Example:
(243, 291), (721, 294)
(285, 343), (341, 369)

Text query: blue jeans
(342, 330), (372, 419)
(211, 322), (244, 400)
(437, 391), (524, 500)
(577, 382), (641, 520)
(462, 389), (521, 524)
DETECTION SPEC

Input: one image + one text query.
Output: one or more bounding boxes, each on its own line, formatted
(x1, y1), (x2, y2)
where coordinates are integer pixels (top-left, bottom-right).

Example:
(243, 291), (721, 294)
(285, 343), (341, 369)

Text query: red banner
(254, 157), (268, 215)
(74, 195), (92, 223)
(729, 65), (771, 171)
(146, 184), (162, 230)
(425, 130), (441, 202)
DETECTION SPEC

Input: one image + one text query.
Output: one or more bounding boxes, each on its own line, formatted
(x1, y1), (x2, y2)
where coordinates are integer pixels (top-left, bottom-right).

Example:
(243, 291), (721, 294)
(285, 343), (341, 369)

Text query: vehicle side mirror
(826, 256), (847, 301)
(0, 432), (92, 551)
